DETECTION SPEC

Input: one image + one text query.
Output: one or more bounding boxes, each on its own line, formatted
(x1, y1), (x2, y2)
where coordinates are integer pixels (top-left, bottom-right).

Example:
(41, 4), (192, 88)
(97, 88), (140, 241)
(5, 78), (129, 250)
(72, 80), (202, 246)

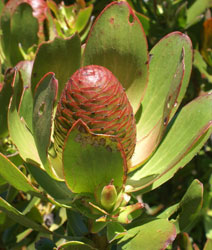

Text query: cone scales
(54, 65), (136, 163)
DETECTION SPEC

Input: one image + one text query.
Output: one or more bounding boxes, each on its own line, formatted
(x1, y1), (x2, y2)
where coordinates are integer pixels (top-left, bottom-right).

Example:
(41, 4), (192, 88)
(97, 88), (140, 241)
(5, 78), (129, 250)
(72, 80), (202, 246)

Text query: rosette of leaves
(46, 0), (93, 41)
(0, 1), (212, 249)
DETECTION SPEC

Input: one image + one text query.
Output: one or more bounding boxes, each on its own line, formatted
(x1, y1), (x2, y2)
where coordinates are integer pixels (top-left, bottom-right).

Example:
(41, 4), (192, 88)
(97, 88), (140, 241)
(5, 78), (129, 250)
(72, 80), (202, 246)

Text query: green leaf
(176, 2), (187, 29)
(17, 60), (34, 131)
(193, 50), (212, 83)
(0, 153), (42, 197)
(0, 69), (14, 137)
(33, 72), (58, 167)
(127, 93), (212, 192)
(74, 5), (93, 33)
(26, 163), (74, 205)
(31, 34), (81, 97)
(204, 214), (212, 240)
(0, 174), (7, 186)
(16, 228), (33, 244)
(66, 209), (89, 236)
(91, 220), (108, 234)
(82, 1), (148, 113)
(107, 222), (126, 243)
(16, 60), (34, 87)
(162, 48), (185, 125)
(149, 126), (212, 191)
(133, 32), (192, 168)
(176, 179), (203, 232)
(159, 180), (203, 233)
(19, 86), (34, 132)
(186, 0), (212, 28)
(117, 219), (176, 250)
(117, 203), (143, 224)
(0, 0), (4, 14)
(57, 241), (97, 250)
(159, 204), (180, 220)
(204, 239), (212, 250)
(21, 196), (41, 216)
(135, 12), (150, 35)
(63, 120), (126, 198)
(0, 197), (50, 234)
(8, 69), (42, 166)
(1, 3), (39, 65)
(49, 207), (67, 231)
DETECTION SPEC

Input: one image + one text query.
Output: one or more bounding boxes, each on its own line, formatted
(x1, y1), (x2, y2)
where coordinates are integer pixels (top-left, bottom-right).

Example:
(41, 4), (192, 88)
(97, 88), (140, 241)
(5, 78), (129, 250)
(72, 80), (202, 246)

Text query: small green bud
(101, 184), (117, 211)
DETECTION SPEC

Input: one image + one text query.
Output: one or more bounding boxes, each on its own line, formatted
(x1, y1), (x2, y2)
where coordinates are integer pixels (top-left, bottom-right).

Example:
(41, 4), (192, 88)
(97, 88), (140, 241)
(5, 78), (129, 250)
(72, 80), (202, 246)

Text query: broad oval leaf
(127, 93), (212, 192)
(144, 126), (212, 192)
(57, 241), (97, 250)
(0, 153), (41, 196)
(117, 219), (176, 250)
(31, 34), (81, 97)
(63, 119), (126, 199)
(73, 5), (93, 34)
(1, 2), (39, 65)
(19, 86), (34, 132)
(82, 1), (148, 113)
(133, 32), (192, 168)
(8, 69), (42, 166)
(33, 72), (58, 167)
(204, 239), (212, 250)
(186, 0), (212, 28)
(26, 163), (74, 205)
(16, 60), (34, 87)
(159, 179), (203, 233)
(177, 179), (203, 232)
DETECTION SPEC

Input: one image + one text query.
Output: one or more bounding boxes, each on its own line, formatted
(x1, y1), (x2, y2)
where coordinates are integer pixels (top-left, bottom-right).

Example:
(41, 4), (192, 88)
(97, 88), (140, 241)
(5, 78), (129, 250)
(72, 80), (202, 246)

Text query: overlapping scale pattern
(54, 65), (136, 161)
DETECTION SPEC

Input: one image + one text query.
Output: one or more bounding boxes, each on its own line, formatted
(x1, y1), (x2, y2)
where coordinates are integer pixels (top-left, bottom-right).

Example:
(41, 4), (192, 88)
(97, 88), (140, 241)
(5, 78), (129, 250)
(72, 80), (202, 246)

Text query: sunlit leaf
(33, 72), (58, 168)
(128, 93), (212, 192)
(186, 0), (212, 28)
(117, 219), (176, 250)
(204, 239), (212, 250)
(8, 69), (42, 166)
(133, 32), (192, 168)
(159, 179), (203, 233)
(0, 153), (42, 197)
(31, 34), (81, 97)
(57, 241), (97, 250)
(83, 1), (148, 113)
(63, 119), (126, 199)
